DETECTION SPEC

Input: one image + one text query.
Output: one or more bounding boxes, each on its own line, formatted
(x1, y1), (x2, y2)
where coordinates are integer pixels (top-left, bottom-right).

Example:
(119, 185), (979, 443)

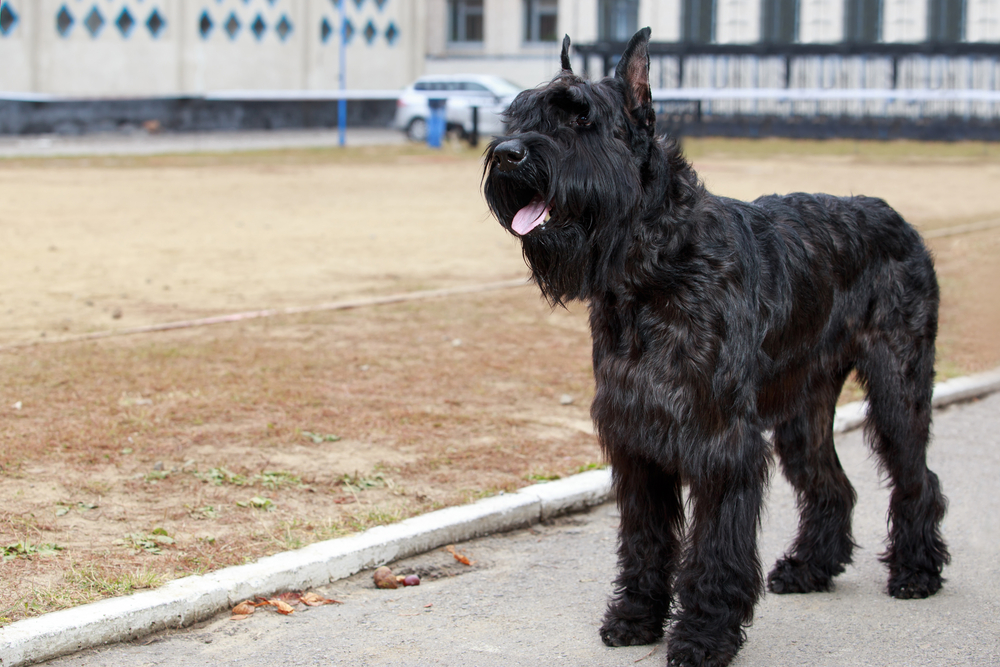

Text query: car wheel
(406, 118), (428, 142)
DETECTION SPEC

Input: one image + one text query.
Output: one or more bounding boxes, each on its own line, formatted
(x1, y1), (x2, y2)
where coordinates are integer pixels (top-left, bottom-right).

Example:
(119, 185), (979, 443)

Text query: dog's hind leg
(767, 369), (858, 594)
(858, 337), (949, 599)
(667, 425), (769, 667)
(600, 453), (683, 648)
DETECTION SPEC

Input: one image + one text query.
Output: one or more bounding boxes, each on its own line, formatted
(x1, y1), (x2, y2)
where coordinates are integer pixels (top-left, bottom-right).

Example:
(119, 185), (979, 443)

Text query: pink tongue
(511, 197), (549, 236)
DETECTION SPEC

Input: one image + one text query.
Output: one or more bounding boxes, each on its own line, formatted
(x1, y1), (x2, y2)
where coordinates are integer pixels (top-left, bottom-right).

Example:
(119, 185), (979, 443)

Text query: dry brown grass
(0, 288), (603, 623)
(1, 138), (998, 625)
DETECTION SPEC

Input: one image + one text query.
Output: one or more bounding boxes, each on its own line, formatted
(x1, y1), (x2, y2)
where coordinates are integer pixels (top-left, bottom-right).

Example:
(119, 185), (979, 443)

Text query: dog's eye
(574, 114), (592, 128)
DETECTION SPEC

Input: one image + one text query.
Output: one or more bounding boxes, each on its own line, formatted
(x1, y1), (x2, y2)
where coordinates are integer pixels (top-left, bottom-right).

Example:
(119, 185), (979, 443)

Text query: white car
(394, 74), (523, 142)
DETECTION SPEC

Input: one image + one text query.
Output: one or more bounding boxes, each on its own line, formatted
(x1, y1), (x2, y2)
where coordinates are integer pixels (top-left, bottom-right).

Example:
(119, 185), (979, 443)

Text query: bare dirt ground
(1, 138), (998, 625)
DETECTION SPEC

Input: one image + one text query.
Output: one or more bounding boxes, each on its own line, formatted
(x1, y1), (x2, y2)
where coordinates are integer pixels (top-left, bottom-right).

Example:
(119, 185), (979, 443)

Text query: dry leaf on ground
(300, 591), (341, 606)
(230, 600), (257, 620)
(268, 598), (296, 615)
(445, 544), (474, 566)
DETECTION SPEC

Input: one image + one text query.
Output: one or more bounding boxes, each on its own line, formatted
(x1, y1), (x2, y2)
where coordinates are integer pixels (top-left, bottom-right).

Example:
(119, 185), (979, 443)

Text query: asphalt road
(44, 391), (1000, 667)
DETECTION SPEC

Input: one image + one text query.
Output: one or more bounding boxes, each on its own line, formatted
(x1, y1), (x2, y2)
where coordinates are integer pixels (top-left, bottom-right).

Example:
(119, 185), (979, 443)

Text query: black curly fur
(483, 28), (949, 667)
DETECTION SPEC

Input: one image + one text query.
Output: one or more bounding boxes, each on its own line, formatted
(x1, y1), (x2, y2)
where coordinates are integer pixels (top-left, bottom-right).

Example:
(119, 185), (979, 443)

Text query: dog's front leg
(667, 426), (769, 667)
(600, 451), (684, 648)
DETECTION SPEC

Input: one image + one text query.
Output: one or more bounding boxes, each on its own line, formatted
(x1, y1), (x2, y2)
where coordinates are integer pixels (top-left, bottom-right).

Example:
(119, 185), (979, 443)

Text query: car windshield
(486, 78), (522, 96)
(413, 78), (522, 96)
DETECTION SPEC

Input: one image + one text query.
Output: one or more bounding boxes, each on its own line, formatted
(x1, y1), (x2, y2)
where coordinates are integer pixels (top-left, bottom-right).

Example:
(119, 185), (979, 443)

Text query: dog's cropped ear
(614, 27), (653, 129)
(560, 35), (572, 72)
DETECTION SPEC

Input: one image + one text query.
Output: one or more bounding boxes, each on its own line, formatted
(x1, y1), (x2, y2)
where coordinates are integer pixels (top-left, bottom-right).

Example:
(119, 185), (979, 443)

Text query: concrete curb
(832, 366), (1000, 433)
(0, 469), (613, 667)
(2, 366), (998, 666)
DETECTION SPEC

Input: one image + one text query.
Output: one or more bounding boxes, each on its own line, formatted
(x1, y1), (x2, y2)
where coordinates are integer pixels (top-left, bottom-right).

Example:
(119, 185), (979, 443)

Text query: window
(761, 0), (797, 43)
(682, 0), (715, 43)
(844, 0), (881, 42)
(525, 0), (558, 42)
(927, 0), (964, 42)
(598, 0), (638, 41)
(449, 0), (483, 43)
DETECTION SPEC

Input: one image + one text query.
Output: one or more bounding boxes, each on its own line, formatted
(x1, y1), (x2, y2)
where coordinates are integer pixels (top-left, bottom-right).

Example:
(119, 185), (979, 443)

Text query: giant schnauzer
(483, 28), (948, 667)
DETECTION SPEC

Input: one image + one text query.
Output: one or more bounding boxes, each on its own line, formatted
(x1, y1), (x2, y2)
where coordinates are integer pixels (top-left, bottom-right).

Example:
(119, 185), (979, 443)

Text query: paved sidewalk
(43, 391), (1000, 667)
(0, 128), (407, 158)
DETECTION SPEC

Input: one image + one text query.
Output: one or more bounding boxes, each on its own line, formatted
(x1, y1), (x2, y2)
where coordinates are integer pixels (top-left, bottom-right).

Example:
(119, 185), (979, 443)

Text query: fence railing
(574, 41), (1000, 121)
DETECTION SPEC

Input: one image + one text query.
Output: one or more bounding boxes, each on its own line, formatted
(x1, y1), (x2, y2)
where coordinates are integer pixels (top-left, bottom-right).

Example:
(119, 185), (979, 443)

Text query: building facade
(1, 0), (998, 96)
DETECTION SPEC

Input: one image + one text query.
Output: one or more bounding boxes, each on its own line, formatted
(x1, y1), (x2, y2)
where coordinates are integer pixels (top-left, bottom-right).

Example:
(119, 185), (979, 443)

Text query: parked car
(394, 74), (523, 142)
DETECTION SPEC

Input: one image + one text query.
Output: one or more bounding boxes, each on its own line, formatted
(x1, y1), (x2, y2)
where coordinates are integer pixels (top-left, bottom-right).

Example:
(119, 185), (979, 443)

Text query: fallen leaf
(230, 614), (252, 621)
(268, 598), (295, 615)
(231, 600), (256, 616)
(300, 592), (341, 606)
(445, 544), (474, 566)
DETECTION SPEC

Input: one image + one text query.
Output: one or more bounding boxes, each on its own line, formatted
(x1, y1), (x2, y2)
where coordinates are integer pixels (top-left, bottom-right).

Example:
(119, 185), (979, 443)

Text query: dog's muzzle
(493, 139), (527, 172)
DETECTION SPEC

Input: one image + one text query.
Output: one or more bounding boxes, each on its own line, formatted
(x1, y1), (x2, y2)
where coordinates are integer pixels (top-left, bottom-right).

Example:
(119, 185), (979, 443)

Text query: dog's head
(483, 28), (658, 303)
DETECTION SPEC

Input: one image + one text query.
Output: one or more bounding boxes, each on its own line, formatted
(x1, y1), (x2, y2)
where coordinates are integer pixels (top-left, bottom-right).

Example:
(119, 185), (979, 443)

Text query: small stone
(559, 394), (574, 405)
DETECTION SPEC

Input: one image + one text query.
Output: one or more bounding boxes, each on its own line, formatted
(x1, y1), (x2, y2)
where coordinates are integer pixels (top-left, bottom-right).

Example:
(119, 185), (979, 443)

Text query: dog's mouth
(511, 195), (551, 236)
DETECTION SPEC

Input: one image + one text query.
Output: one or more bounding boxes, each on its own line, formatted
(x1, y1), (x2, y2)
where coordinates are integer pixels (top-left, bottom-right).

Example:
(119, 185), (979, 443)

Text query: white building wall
(967, 0), (1000, 41)
(562, 0), (601, 42)
(882, 0), (927, 42)
(423, 0), (566, 88)
(5, 0), (1000, 98)
(799, 0), (844, 42)
(640, 0), (683, 41)
(0, 0), (36, 91)
(716, 0), (762, 43)
(0, 0), (422, 95)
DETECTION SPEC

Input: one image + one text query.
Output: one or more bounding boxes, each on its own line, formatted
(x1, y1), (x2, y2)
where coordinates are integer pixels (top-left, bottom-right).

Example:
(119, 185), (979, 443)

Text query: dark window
(0, 3), (18, 37)
(449, 0), (483, 43)
(598, 0), (638, 41)
(276, 15), (292, 41)
(84, 6), (105, 37)
(682, 0), (715, 43)
(844, 0), (881, 43)
(224, 12), (240, 40)
(56, 6), (75, 38)
(761, 0), (797, 43)
(927, 0), (964, 42)
(251, 14), (267, 40)
(524, 0), (558, 42)
(116, 8), (135, 37)
(199, 11), (212, 39)
(146, 10), (166, 38)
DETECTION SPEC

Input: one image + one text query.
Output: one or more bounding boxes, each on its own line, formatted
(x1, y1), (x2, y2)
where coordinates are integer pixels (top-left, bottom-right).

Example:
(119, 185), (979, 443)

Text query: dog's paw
(666, 613), (743, 667)
(766, 556), (834, 594)
(666, 634), (738, 667)
(888, 568), (943, 599)
(599, 615), (664, 647)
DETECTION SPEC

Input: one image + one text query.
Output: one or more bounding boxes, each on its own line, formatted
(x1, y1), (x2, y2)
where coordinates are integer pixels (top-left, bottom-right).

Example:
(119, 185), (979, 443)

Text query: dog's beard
(519, 223), (592, 305)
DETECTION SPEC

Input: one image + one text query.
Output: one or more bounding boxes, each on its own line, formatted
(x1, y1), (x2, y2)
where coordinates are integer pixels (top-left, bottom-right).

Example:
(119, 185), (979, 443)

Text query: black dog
(483, 28), (948, 667)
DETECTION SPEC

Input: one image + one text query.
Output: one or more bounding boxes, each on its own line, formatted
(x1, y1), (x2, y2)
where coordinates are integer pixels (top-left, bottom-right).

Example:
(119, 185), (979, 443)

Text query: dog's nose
(493, 140), (527, 172)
